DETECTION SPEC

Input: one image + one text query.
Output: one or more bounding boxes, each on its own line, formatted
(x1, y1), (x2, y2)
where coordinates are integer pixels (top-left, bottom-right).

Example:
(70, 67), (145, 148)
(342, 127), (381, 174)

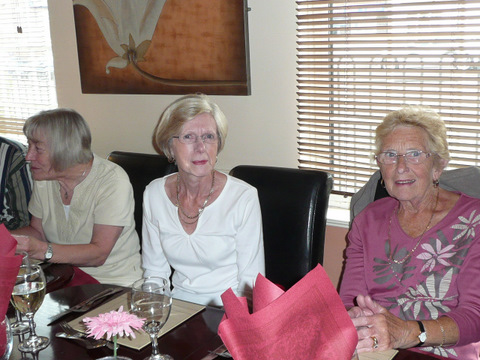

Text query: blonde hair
(154, 94), (228, 161)
(24, 108), (93, 171)
(375, 105), (450, 165)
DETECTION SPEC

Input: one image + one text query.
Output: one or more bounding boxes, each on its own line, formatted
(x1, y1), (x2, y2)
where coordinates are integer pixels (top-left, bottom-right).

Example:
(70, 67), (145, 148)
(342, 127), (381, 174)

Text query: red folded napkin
(0, 224), (22, 354)
(218, 264), (358, 360)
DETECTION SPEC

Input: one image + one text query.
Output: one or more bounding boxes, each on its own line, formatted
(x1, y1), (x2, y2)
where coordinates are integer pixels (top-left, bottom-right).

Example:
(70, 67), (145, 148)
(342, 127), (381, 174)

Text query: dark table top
(7, 283), (444, 360)
(43, 263), (74, 294)
(8, 284), (224, 360)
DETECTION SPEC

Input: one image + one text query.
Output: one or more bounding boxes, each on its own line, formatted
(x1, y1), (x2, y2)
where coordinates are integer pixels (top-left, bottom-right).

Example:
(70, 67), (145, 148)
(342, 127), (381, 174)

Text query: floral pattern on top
(371, 209), (480, 358)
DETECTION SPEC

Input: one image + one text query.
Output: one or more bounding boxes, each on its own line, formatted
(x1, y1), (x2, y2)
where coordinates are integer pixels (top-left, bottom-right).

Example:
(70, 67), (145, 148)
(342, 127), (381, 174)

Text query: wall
(47, 0), (347, 288)
(48, 0), (299, 171)
(325, 226), (349, 289)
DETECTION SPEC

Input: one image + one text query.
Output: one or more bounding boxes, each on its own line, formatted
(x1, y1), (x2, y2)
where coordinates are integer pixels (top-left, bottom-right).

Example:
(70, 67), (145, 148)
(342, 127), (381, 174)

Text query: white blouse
(141, 173), (265, 306)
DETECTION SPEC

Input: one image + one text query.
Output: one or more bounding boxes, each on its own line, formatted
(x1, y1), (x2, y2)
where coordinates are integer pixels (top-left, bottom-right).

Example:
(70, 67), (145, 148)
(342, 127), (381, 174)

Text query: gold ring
(371, 336), (379, 349)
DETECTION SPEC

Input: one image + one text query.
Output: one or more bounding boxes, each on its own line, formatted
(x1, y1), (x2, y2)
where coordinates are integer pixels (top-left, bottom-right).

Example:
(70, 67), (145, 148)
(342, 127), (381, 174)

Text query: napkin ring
(371, 336), (379, 349)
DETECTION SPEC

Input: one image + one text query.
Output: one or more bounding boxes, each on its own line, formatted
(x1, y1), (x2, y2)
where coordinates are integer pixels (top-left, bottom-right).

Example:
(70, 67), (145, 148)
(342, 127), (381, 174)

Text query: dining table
(42, 263), (75, 294)
(7, 283), (445, 360)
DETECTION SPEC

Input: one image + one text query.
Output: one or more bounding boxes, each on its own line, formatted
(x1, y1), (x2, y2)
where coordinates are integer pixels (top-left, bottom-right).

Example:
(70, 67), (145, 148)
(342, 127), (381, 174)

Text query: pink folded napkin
(218, 264), (358, 360)
(0, 224), (21, 354)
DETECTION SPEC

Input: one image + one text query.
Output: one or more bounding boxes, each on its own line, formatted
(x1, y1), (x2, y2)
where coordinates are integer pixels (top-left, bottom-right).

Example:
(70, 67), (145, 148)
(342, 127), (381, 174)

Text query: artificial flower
(83, 306), (144, 340)
(83, 305), (145, 359)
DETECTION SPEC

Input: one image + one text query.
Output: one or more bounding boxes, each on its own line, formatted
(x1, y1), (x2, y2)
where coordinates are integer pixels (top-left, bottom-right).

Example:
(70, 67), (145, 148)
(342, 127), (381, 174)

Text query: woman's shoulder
(454, 192), (480, 209)
(145, 173), (172, 193)
(225, 173), (255, 189)
(354, 196), (397, 222)
(92, 155), (129, 181)
(224, 173), (258, 195)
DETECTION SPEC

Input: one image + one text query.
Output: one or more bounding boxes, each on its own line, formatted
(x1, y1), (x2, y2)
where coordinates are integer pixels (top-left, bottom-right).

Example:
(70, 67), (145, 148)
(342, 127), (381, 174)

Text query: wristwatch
(44, 243), (53, 262)
(416, 321), (427, 347)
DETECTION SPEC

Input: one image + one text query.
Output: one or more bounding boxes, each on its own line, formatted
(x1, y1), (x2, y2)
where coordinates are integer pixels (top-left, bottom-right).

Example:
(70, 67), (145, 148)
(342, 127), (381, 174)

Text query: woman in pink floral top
(340, 106), (480, 359)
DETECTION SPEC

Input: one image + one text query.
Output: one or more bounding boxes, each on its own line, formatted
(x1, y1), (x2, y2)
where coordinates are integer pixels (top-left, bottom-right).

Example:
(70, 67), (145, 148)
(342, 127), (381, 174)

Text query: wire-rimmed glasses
(172, 133), (217, 145)
(375, 150), (431, 165)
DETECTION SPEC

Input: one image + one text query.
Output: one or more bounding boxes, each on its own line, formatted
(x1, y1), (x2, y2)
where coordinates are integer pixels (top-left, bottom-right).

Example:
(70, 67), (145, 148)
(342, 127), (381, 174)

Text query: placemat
(68, 292), (205, 350)
(359, 350), (398, 360)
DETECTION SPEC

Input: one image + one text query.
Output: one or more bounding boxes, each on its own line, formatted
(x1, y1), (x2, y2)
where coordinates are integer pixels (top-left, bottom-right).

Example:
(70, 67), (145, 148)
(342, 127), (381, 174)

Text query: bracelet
(435, 319), (445, 347)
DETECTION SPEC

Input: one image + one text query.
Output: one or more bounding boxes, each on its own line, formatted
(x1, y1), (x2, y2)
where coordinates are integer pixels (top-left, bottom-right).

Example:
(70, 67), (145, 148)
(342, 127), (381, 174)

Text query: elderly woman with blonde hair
(142, 93), (265, 306)
(13, 108), (142, 286)
(340, 106), (480, 359)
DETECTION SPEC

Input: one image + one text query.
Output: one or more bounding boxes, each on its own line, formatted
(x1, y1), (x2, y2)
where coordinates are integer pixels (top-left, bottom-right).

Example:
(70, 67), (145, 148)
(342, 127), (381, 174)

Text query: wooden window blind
(0, 0), (57, 143)
(297, 0), (480, 195)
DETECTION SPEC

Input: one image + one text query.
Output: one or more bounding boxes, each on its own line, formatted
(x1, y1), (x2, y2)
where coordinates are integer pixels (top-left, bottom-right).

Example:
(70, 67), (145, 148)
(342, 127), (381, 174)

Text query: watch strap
(416, 320), (426, 347)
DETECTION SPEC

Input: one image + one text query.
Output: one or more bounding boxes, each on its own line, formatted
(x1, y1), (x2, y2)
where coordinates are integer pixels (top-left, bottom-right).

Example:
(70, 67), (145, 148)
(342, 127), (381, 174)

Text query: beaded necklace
(176, 171), (215, 224)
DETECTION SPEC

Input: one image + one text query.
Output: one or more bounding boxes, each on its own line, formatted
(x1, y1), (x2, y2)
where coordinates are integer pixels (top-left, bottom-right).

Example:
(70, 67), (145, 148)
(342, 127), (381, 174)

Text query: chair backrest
(229, 165), (333, 289)
(350, 166), (480, 222)
(107, 151), (177, 241)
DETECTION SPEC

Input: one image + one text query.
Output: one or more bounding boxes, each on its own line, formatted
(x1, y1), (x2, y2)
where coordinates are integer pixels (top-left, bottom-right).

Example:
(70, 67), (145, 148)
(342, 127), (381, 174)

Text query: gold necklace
(389, 189), (439, 264)
(176, 171), (215, 223)
(61, 167), (88, 199)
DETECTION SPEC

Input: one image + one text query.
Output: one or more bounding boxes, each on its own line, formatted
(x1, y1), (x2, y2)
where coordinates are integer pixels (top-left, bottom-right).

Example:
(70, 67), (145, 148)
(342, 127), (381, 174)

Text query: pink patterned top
(340, 193), (480, 359)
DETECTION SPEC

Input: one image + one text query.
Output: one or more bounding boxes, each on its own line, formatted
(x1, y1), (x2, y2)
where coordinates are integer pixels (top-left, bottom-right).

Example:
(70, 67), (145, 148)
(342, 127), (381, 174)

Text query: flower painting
(72, 0), (250, 95)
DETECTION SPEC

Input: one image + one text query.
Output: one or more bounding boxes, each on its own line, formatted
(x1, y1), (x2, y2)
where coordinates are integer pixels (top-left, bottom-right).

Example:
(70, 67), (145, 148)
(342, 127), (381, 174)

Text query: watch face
(45, 245), (53, 260)
(419, 332), (427, 342)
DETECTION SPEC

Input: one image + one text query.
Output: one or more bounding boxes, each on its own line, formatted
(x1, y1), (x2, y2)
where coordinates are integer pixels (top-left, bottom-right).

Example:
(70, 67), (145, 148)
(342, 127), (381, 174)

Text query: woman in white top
(142, 93), (265, 306)
(13, 108), (142, 286)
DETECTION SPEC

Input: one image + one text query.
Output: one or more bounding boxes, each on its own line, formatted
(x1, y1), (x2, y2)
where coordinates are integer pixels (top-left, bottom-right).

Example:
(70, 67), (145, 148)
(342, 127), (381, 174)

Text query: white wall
(48, 0), (299, 172)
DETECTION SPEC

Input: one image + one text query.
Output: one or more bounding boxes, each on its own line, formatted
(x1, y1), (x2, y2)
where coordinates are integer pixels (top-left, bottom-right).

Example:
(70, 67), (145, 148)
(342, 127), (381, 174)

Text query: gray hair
(154, 93), (228, 161)
(375, 105), (450, 165)
(24, 108), (93, 172)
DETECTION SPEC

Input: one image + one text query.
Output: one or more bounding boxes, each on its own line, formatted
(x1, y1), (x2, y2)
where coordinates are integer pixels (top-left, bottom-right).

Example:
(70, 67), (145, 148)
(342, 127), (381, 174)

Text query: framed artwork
(72, 0), (251, 95)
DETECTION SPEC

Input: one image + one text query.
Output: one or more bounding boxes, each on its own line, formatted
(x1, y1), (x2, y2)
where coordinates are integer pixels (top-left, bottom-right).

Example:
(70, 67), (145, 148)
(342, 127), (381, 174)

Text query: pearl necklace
(176, 171), (215, 224)
(388, 189), (439, 264)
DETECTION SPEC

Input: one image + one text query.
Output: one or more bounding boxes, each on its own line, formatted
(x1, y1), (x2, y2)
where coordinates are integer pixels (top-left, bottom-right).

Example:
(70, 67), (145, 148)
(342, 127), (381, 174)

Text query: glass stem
(15, 309), (22, 322)
(150, 333), (159, 356)
(26, 315), (36, 337)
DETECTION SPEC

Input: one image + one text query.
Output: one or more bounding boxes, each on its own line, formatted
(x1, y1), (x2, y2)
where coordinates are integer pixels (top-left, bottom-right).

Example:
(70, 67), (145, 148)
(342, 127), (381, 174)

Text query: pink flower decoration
(83, 306), (145, 340)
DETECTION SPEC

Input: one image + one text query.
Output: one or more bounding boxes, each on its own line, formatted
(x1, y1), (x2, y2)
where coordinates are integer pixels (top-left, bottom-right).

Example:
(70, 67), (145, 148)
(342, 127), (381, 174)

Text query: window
(0, 0), (57, 143)
(296, 0), (480, 196)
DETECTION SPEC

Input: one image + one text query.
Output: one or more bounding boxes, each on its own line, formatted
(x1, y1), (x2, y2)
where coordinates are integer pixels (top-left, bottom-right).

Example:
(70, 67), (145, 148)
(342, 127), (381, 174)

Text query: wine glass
(10, 252), (30, 335)
(12, 263), (50, 352)
(0, 316), (13, 360)
(131, 277), (173, 360)
(351, 349), (359, 360)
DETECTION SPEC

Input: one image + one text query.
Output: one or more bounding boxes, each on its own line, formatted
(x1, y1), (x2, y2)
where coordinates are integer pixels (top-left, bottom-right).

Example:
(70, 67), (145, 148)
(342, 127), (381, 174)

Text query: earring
(380, 178), (385, 188)
(433, 179), (439, 188)
(168, 156), (175, 164)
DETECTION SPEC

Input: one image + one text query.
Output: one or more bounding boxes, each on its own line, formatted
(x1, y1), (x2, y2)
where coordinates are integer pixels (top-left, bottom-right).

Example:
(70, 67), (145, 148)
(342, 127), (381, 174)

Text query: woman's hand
(351, 294), (419, 353)
(13, 234), (47, 260)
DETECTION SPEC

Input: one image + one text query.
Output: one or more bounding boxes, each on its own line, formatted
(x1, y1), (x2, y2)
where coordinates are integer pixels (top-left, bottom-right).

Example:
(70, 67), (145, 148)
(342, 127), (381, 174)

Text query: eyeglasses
(375, 150), (431, 165)
(172, 133), (218, 145)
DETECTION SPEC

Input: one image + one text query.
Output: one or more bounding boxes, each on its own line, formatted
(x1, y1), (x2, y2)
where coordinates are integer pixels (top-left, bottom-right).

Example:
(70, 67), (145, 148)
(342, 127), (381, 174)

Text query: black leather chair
(107, 151), (177, 241)
(229, 165), (333, 289)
